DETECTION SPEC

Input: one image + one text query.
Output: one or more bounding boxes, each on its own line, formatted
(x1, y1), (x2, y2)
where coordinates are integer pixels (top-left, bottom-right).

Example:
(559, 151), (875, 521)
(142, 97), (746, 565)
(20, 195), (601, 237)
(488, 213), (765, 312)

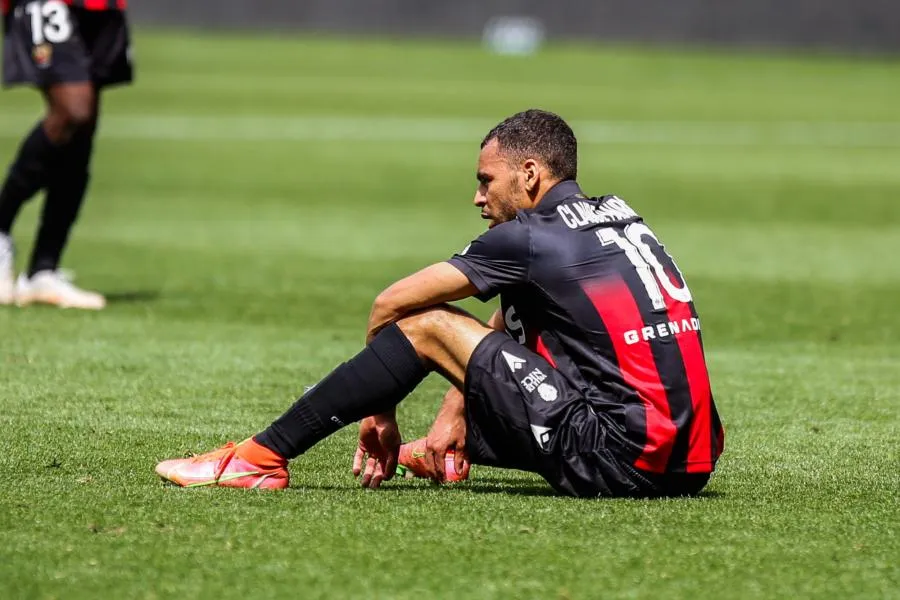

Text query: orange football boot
(397, 438), (468, 482)
(155, 440), (289, 489)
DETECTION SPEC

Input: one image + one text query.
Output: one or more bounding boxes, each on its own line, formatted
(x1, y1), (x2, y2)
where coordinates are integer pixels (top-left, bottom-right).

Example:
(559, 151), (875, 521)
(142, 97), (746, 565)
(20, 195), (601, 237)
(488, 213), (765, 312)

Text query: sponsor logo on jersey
(520, 367), (547, 392)
(537, 383), (558, 402)
(530, 424), (552, 449)
(624, 317), (701, 345)
(501, 350), (526, 372)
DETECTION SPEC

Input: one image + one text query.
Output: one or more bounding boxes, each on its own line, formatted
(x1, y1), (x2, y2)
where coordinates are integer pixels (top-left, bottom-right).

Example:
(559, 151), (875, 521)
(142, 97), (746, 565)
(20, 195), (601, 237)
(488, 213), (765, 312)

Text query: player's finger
(383, 448), (398, 481)
(361, 456), (377, 488)
(454, 447), (467, 478)
(424, 445), (437, 480)
(458, 455), (471, 481)
(369, 460), (385, 489)
(432, 447), (446, 483)
(352, 447), (365, 476)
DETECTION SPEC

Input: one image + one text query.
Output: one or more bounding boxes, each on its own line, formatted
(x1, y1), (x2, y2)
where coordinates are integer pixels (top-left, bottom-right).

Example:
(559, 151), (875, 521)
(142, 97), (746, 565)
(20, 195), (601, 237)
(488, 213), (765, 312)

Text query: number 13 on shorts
(22, 0), (73, 45)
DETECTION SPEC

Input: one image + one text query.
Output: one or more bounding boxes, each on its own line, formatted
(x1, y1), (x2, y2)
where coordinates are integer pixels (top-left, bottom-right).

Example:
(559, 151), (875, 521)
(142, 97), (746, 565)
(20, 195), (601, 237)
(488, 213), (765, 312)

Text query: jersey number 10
(597, 223), (692, 310)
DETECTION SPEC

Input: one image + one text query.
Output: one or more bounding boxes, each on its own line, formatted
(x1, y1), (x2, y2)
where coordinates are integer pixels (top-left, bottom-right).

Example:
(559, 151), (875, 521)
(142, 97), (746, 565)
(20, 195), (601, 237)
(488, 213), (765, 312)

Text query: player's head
(475, 109), (578, 228)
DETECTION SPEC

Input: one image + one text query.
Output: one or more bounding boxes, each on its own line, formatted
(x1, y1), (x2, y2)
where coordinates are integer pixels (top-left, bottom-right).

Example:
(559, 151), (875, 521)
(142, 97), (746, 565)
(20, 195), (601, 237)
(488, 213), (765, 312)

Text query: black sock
(0, 122), (62, 234)
(255, 323), (429, 459)
(28, 128), (94, 276)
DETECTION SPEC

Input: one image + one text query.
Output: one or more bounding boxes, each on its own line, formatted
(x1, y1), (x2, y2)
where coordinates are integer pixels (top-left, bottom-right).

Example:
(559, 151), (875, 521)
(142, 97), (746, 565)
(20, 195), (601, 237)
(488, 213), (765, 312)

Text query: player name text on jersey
(557, 197), (638, 229)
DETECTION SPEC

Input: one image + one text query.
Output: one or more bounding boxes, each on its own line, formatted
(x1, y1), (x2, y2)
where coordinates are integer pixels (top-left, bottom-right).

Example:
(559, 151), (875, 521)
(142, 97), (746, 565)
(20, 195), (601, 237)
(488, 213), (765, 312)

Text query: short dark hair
(481, 109), (578, 181)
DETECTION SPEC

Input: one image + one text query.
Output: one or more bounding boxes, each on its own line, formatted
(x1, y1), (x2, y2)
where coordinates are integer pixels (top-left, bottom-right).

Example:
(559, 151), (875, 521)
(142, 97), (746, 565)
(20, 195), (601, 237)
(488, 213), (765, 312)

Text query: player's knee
(395, 305), (455, 347)
(47, 97), (96, 139)
(59, 100), (96, 131)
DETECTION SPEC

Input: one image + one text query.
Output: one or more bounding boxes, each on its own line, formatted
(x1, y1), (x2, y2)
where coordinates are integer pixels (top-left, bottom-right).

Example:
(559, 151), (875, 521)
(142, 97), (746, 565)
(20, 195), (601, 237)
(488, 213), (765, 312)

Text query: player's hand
(353, 414), (401, 489)
(424, 391), (470, 483)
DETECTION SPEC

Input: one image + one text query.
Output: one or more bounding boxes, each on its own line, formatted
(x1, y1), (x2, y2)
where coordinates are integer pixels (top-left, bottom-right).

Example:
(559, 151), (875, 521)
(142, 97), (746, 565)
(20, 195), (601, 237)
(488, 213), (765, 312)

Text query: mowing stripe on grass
(2, 113), (900, 147)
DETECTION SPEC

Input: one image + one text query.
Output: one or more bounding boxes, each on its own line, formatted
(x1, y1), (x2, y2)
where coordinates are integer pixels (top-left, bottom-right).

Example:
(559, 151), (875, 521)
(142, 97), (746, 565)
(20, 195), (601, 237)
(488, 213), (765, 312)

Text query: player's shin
(28, 130), (94, 276)
(0, 123), (64, 234)
(254, 323), (428, 459)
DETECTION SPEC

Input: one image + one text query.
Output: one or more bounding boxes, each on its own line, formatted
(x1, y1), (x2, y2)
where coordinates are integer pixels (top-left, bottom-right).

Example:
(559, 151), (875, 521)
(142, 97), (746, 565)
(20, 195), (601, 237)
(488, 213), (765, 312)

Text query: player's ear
(522, 158), (540, 193)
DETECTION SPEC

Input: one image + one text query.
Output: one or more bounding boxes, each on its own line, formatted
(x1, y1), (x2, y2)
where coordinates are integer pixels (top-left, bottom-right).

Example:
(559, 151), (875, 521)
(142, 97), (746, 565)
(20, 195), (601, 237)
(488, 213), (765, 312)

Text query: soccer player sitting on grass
(155, 109), (724, 498)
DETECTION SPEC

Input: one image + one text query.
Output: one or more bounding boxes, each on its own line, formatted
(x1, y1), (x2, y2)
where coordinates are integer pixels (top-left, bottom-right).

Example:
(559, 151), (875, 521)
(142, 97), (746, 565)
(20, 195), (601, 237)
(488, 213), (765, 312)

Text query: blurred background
(128, 0), (900, 53)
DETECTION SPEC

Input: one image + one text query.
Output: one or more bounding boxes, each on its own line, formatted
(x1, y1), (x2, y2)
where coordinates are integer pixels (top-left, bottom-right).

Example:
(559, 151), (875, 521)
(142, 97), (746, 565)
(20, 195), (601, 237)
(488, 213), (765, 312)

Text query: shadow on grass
(105, 290), (162, 304)
(451, 478), (724, 499)
(294, 476), (554, 497)
(160, 477), (723, 500)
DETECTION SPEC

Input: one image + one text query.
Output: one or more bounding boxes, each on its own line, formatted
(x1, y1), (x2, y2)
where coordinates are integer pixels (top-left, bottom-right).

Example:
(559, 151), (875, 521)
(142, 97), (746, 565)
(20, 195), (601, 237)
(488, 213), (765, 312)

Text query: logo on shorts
(32, 44), (53, 69)
(520, 367), (546, 392)
(537, 383), (558, 402)
(530, 424), (552, 449)
(501, 350), (526, 372)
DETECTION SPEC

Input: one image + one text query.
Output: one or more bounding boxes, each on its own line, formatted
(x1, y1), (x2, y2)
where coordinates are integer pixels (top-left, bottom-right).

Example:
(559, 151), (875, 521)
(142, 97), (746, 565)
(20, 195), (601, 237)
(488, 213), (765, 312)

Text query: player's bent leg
(156, 323), (427, 488)
(155, 306), (492, 489)
(393, 304), (494, 389)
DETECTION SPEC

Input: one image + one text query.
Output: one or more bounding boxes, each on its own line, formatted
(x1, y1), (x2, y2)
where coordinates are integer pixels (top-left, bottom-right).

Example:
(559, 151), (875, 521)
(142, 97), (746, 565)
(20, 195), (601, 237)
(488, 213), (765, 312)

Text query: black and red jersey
(2, 0), (127, 16)
(448, 180), (724, 475)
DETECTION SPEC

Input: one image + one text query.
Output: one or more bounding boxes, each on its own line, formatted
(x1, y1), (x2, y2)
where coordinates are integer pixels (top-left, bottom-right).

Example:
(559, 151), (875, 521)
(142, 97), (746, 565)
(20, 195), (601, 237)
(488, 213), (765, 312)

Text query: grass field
(1, 31), (899, 599)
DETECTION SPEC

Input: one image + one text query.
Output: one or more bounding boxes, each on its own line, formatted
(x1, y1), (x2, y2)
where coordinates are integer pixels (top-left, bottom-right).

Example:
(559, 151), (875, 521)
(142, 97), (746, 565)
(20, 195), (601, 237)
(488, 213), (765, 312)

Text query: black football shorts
(464, 332), (709, 498)
(3, 3), (132, 88)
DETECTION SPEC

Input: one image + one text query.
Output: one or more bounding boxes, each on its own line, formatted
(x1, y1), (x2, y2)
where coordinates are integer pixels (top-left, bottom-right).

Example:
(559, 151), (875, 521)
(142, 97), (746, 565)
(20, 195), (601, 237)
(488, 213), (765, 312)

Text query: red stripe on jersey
(82, 0), (108, 9)
(586, 280), (676, 473)
(665, 300), (715, 472)
(534, 335), (557, 368)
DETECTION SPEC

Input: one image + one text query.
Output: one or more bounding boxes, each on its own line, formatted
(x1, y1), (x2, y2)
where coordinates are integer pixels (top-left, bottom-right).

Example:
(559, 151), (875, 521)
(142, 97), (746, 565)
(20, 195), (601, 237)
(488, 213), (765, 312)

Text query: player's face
(474, 139), (529, 228)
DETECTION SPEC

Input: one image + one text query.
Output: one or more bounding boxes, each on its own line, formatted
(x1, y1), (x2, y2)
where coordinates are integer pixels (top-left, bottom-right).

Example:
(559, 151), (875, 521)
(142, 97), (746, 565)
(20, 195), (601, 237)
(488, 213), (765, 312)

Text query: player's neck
(529, 177), (565, 208)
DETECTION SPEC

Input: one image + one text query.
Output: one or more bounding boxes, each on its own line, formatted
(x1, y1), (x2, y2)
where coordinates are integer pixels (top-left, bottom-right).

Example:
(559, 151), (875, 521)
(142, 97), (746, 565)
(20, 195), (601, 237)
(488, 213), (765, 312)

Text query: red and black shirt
(448, 180), (724, 475)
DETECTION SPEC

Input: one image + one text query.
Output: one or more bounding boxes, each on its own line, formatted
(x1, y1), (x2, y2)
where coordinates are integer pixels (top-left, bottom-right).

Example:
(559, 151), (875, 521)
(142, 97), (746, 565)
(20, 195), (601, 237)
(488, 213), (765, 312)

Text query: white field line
(1, 113), (900, 147)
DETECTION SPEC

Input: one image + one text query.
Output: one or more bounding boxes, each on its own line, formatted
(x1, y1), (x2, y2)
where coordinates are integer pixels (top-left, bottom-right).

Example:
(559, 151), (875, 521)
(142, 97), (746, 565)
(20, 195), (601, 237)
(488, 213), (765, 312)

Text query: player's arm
(367, 262), (478, 342)
(368, 217), (528, 341)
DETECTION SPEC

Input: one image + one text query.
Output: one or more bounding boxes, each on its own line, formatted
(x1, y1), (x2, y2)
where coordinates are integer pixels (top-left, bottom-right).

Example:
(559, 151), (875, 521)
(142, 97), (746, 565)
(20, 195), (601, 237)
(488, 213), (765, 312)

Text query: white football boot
(0, 233), (14, 306)
(15, 270), (106, 310)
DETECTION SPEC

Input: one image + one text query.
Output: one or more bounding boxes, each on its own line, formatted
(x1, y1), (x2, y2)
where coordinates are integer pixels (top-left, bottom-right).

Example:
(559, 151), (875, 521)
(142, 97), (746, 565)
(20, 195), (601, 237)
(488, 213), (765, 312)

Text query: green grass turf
(1, 31), (899, 599)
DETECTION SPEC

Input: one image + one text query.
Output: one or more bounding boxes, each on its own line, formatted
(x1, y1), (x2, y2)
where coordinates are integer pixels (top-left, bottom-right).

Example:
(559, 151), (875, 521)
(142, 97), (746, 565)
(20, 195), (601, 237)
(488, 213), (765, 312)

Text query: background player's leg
(254, 306), (492, 459)
(0, 120), (58, 235)
(28, 89), (99, 276)
(13, 83), (106, 309)
(0, 82), (95, 237)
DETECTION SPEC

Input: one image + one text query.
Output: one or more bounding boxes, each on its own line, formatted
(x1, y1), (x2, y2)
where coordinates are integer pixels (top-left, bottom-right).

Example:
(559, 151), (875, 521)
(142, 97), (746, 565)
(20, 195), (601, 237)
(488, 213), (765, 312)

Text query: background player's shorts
(3, 3), (132, 89)
(464, 332), (709, 498)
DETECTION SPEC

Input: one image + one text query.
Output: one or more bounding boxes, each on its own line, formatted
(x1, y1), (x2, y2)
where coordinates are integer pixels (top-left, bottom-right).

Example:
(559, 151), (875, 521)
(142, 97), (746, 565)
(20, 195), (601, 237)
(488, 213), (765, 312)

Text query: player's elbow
(371, 289), (401, 321)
